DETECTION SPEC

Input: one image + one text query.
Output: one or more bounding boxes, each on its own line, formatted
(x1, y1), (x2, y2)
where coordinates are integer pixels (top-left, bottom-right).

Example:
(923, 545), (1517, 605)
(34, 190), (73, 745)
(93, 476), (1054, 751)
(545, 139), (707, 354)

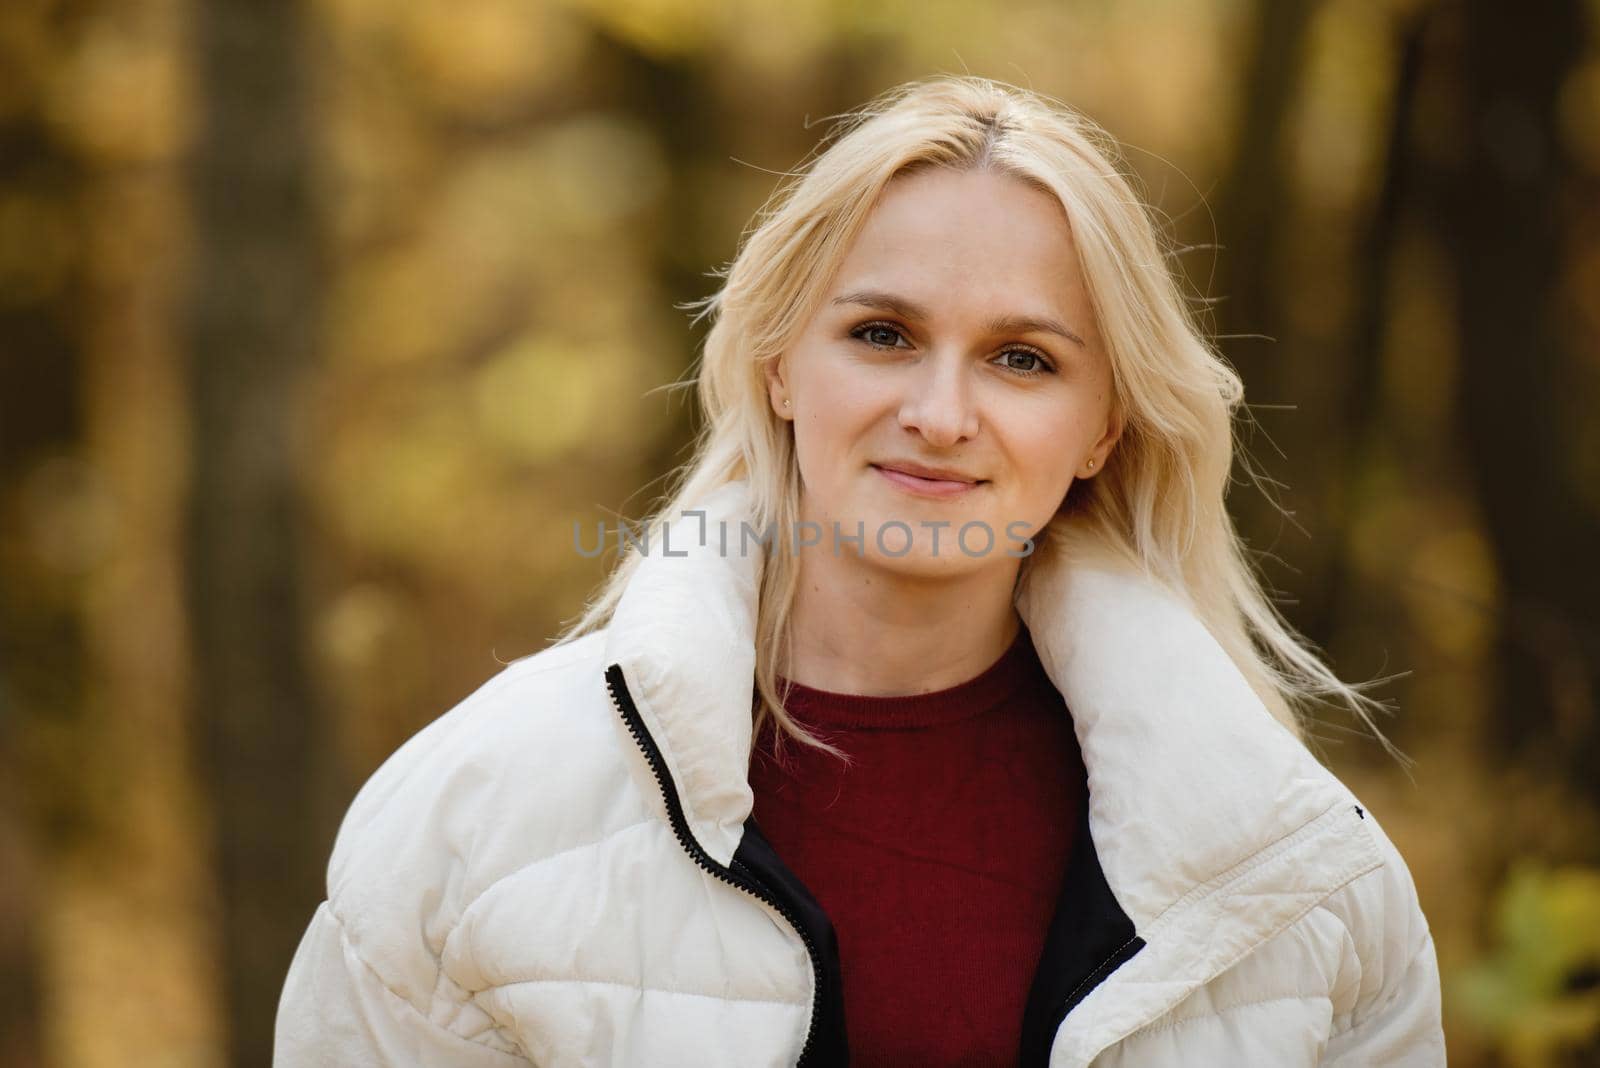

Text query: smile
(871, 463), (987, 499)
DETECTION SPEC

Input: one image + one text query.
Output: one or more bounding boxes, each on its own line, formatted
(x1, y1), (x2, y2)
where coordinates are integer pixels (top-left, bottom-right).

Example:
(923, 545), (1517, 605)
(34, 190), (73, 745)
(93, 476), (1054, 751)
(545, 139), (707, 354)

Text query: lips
(871, 462), (986, 498)
(873, 461), (982, 484)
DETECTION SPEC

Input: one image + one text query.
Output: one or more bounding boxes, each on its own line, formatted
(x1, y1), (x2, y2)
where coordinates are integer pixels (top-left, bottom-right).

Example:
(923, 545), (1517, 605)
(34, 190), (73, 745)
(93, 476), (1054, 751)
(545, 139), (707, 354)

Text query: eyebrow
(831, 288), (1087, 349)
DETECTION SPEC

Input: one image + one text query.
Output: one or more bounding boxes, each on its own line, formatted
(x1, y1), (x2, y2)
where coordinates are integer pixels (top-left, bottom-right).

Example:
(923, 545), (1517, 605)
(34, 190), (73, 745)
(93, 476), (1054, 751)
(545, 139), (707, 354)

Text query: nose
(898, 355), (979, 448)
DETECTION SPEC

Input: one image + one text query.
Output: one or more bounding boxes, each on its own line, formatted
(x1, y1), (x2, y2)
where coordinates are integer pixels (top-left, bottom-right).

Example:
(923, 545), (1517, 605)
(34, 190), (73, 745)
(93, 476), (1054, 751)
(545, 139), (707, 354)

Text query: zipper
(604, 663), (824, 1066)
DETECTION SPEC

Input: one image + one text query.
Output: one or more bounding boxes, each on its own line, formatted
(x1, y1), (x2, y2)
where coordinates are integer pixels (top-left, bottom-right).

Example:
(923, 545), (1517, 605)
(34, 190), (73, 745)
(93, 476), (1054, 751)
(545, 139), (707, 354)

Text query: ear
(765, 356), (793, 422)
(1080, 400), (1125, 478)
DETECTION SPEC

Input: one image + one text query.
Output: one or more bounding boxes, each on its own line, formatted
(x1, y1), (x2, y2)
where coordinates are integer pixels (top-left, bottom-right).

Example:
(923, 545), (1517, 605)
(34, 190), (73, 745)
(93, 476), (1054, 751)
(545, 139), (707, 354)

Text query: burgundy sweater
(747, 625), (1086, 1066)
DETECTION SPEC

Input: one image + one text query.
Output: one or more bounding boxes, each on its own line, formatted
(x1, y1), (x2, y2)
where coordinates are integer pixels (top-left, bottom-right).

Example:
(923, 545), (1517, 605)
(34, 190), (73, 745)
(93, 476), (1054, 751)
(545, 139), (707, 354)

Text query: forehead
(830, 168), (1089, 317)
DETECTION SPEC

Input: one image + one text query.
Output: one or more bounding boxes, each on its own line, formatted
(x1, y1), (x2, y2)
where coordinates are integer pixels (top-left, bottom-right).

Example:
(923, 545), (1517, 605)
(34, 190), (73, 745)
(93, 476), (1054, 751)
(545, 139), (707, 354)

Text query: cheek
(793, 360), (892, 452)
(794, 410), (871, 498)
(994, 400), (1093, 487)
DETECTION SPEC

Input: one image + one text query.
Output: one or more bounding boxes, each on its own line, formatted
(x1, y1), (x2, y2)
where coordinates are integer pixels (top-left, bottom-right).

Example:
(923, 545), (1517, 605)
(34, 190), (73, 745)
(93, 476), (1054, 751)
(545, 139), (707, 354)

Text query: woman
(276, 77), (1445, 1066)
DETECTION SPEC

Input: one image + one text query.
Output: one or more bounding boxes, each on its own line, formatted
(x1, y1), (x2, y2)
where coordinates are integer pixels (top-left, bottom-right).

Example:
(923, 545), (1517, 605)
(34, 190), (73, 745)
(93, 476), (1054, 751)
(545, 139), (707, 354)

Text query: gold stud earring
(783, 399), (790, 408)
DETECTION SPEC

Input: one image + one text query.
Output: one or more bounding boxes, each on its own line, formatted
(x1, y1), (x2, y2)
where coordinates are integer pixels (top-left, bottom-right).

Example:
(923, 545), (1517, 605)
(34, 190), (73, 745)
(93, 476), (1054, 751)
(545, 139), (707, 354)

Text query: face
(766, 166), (1122, 578)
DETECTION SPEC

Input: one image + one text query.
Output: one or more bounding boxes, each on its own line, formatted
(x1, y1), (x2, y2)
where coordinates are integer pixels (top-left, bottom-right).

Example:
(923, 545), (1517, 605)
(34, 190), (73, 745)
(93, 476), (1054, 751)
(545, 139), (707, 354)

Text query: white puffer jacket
(275, 479), (1446, 1066)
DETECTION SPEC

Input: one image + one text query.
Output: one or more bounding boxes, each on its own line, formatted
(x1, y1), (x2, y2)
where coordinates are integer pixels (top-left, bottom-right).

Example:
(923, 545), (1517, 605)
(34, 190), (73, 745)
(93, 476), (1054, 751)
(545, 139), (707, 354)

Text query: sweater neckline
(775, 625), (1039, 730)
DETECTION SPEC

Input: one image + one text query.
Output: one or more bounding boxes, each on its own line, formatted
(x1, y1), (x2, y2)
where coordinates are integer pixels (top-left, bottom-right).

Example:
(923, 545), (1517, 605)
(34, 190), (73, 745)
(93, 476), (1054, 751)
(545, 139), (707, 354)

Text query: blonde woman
(277, 77), (1445, 1066)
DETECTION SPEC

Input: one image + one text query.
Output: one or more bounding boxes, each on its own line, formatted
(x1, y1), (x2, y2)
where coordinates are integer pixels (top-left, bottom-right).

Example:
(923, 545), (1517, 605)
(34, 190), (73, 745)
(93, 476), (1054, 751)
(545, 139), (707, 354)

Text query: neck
(784, 546), (1023, 697)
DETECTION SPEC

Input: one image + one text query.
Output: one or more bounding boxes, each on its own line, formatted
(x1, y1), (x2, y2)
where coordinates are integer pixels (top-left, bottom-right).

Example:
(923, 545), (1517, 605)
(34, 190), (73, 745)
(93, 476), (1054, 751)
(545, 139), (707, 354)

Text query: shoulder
(1168, 796), (1443, 1059)
(328, 630), (613, 879)
(318, 629), (647, 999)
(1310, 797), (1443, 1046)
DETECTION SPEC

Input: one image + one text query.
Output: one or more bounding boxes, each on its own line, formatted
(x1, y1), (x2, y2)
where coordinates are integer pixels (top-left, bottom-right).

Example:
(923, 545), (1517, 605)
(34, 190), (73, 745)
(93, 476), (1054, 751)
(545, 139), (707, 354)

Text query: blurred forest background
(2, 0), (1599, 1064)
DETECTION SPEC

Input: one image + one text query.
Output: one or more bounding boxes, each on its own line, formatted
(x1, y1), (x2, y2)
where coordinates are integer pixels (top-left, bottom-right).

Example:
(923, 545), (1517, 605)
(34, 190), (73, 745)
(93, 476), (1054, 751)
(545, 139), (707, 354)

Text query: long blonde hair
(554, 75), (1409, 770)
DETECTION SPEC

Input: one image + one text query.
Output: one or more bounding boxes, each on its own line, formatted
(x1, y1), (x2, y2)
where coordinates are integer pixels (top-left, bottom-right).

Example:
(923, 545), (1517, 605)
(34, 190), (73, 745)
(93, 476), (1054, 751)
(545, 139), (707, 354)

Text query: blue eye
(851, 322), (909, 349)
(849, 321), (1056, 377)
(998, 349), (1054, 376)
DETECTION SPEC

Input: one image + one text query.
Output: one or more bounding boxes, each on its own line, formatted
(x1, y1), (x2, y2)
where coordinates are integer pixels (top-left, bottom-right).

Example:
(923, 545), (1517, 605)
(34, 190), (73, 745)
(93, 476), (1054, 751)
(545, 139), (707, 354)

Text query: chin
(851, 527), (1001, 580)
(870, 551), (990, 582)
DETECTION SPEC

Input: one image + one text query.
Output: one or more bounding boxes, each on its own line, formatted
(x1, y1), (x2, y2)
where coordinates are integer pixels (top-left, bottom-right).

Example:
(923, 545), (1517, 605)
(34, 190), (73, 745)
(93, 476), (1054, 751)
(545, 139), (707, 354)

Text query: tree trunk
(0, 44), (91, 1068)
(1210, 0), (1332, 634)
(1437, 0), (1600, 816)
(181, 0), (326, 1061)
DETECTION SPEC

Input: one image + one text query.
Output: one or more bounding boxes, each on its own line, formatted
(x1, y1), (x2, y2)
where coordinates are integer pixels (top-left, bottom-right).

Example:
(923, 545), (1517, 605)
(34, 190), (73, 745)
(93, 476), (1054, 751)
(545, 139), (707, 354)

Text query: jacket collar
(602, 479), (1381, 1063)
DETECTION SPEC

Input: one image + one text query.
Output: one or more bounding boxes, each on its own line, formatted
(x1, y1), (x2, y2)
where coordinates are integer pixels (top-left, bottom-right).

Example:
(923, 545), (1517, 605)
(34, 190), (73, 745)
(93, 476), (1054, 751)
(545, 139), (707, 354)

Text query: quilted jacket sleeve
(273, 663), (545, 1067)
(1320, 809), (1447, 1066)
(275, 900), (532, 1067)
(1322, 927), (1445, 1065)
